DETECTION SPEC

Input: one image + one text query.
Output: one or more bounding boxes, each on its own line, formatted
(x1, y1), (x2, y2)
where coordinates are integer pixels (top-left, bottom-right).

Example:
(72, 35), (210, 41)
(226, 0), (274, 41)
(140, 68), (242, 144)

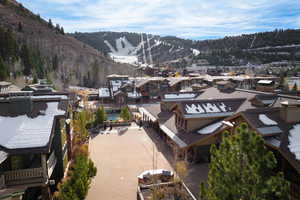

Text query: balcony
(3, 167), (44, 186)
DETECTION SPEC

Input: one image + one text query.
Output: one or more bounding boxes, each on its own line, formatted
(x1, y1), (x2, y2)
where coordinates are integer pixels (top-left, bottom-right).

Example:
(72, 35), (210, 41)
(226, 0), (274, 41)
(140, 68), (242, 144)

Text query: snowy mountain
(71, 29), (300, 67)
(71, 32), (194, 66)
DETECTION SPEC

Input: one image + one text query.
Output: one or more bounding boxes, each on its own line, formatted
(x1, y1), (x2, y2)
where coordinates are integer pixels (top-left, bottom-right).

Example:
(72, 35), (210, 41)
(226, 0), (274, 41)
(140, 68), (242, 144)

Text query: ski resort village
(1, 0), (300, 200)
(0, 71), (300, 200)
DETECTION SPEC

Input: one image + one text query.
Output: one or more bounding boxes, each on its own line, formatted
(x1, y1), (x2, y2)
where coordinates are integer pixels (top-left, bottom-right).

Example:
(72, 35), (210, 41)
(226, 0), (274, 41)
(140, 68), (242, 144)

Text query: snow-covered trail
(141, 33), (147, 64)
(146, 34), (153, 65)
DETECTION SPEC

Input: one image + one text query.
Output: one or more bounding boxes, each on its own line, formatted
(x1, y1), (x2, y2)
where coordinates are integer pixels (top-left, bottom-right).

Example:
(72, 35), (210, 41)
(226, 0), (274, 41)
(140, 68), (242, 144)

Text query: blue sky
(18, 0), (300, 40)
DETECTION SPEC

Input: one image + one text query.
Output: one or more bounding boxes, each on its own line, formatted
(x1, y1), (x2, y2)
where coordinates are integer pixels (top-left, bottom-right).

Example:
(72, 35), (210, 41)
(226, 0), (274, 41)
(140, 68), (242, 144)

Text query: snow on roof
(139, 107), (157, 122)
(137, 169), (173, 179)
(0, 151), (8, 164)
(288, 124), (300, 160)
(127, 90), (141, 98)
(164, 93), (196, 100)
(197, 121), (223, 135)
(0, 102), (65, 149)
(257, 80), (273, 84)
(261, 100), (275, 105)
(99, 88), (110, 98)
(31, 95), (68, 100)
(265, 137), (281, 148)
(185, 102), (229, 114)
(159, 124), (187, 148)
(257, 126), (282, 135)
(259, 114), (278, 126)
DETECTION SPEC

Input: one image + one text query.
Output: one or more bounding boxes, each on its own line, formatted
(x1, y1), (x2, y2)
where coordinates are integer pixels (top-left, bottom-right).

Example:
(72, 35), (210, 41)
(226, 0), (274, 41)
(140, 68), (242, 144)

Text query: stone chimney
(280, 100), (300, 123)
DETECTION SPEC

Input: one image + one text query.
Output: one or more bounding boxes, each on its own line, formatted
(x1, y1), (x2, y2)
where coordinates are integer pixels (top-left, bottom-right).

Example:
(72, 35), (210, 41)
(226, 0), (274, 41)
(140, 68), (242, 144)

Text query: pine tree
(55, 24), (60, 32)
(20, 44), (32, 76)
(48, 19), (53, 28)
(95, 106), (107, 125)
(60, 27), (65, 35)
(200, 124), (289, 200)
(120, 106), (132, 121)
(52, 54), (59, 71)
(2, 29), (18, 63)
(54, 145), (97, 200)
(0, 57), (8, 80)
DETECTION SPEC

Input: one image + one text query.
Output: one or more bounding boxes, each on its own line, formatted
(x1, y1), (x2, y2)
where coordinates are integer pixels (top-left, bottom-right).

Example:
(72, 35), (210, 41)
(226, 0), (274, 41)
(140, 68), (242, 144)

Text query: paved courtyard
(86, 126), (173, 200)
(87, 125), (208, 200)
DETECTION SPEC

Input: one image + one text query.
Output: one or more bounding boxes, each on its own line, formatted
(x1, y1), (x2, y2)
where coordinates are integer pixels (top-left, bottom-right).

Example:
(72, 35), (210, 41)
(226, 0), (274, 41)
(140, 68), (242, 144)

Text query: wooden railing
(4, 167), (44, 185)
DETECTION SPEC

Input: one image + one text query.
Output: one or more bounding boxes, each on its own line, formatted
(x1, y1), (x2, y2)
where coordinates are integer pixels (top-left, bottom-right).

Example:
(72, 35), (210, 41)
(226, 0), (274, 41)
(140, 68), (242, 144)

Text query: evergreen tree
(95, 106), (107, 125)
(20, 44), (32, 76)
(48, 19), (53, 28)
(55, 24), (60, 32)
(120, 106), (132, 121)
(52, 54), (59, 71)
(200, 124), (289, 200)
(60, 27), (65, 35)
(55, 145), (97, 200)
(0, 57), (8, 80)
(2, 29), (18, 63)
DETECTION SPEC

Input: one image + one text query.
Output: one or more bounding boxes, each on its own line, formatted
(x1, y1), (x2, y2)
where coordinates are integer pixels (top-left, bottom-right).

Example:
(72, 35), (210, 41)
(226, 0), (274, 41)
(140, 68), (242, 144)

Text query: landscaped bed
(137, 182), (196, 200)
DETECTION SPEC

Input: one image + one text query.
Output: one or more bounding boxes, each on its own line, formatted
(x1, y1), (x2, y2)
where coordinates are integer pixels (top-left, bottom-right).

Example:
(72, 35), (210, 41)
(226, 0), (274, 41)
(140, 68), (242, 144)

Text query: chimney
(280, 100), (300, 123)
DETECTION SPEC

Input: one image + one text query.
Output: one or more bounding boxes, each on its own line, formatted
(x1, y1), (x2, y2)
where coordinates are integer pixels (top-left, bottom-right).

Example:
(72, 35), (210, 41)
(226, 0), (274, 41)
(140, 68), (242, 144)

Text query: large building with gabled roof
(0, 92), (73, 200)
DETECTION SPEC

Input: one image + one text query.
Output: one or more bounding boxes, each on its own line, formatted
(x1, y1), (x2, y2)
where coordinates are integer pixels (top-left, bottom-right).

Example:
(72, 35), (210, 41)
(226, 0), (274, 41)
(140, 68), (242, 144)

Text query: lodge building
(0, 91), (72, 200)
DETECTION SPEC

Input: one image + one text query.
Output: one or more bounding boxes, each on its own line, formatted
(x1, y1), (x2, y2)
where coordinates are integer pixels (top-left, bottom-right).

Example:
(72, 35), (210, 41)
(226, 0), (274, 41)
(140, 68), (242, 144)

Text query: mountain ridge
(71, 29), (300, 67)
(0, 0), (135, 88)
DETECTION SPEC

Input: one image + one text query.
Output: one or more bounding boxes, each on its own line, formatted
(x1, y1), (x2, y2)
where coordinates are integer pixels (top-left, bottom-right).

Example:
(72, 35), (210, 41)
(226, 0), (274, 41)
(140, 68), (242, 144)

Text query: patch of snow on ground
(197, 121), (223, 134)
(104, 37), (140, 65)
(288, 124), (300, 160)
(110, 53), (138, 65)
(259, 114), (277, 125)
